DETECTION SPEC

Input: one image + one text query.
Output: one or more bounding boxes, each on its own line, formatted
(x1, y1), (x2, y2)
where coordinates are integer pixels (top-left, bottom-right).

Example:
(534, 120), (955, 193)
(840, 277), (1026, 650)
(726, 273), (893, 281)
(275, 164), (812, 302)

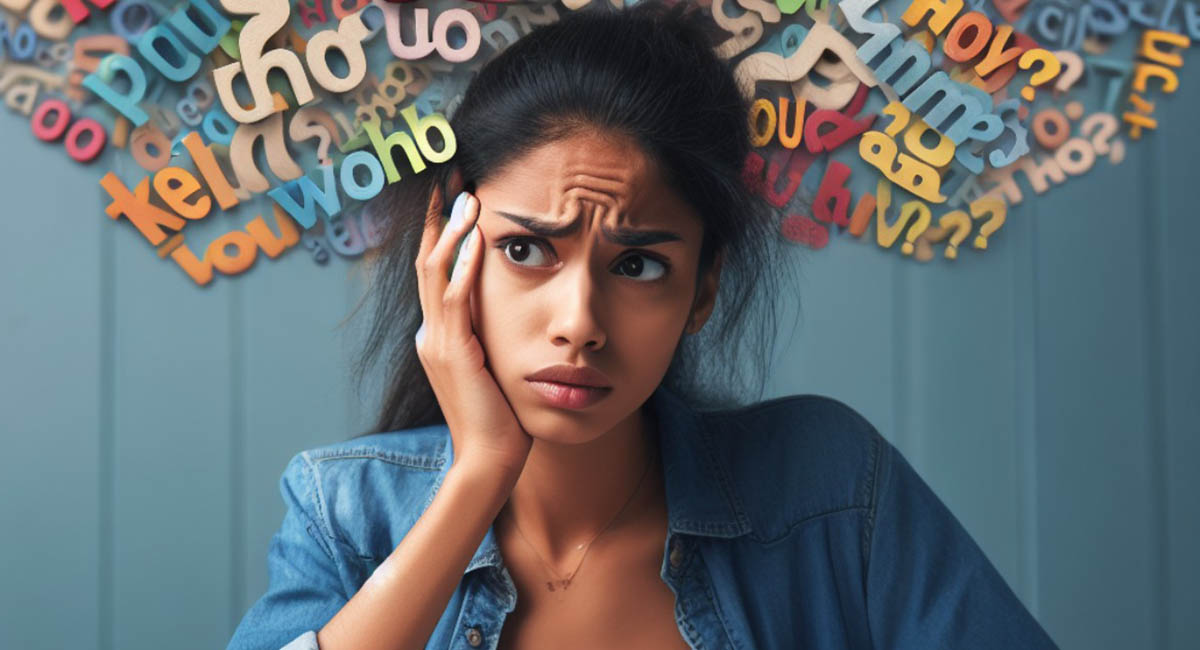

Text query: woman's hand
(414, 182), (534, 480)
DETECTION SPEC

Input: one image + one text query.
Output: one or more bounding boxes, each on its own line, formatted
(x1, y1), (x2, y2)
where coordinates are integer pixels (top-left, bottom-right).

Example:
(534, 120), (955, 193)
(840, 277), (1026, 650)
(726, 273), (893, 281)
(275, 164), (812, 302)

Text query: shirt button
(669, 540), (685, 568)
(465, 627), (483, 647)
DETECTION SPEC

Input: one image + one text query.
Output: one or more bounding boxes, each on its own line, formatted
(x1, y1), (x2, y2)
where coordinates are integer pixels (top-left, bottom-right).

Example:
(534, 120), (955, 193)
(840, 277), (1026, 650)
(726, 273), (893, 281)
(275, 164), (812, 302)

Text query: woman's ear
(685, 248), (723, 334)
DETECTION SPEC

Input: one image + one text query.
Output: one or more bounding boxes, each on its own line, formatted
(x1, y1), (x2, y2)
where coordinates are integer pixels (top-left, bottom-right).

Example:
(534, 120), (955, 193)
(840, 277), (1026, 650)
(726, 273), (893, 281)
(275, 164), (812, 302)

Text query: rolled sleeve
(279, 630), (319, 650)
(227, 453), (349, 650)
(864, 435), (1060, 650)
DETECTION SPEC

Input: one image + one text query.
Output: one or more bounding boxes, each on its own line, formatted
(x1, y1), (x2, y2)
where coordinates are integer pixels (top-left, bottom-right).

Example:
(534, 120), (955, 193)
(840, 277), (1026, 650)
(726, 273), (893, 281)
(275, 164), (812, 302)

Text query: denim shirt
(227, 384), (1060, 650)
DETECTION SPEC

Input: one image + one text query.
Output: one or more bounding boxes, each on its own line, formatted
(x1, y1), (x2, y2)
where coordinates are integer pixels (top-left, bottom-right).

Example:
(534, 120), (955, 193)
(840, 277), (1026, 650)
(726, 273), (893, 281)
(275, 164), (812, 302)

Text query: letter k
(100, 172), (187, 246)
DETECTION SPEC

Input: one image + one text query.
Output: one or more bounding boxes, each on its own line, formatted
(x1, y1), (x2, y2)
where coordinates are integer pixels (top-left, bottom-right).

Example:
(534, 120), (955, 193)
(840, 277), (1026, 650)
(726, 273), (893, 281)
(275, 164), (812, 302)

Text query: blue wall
(2, 55), (1197, 650)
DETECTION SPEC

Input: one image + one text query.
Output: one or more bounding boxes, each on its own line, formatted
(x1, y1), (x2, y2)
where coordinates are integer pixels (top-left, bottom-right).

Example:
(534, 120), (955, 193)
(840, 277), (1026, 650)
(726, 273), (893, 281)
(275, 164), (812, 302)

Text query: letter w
(267, 164), (341, 229)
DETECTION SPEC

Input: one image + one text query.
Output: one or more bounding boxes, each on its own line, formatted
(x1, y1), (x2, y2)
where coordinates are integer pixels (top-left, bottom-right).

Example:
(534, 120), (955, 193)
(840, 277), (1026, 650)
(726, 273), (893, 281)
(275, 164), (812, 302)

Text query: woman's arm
(864, 435), (1061, 649)
(226, 452), (518, 650)
(315, 456), (517, 650)
(226, 452), (352, 650)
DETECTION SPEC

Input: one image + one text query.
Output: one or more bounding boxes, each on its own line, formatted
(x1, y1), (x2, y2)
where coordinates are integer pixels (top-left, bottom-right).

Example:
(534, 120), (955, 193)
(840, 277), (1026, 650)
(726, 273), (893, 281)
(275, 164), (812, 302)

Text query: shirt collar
(459, 382), (753, 576)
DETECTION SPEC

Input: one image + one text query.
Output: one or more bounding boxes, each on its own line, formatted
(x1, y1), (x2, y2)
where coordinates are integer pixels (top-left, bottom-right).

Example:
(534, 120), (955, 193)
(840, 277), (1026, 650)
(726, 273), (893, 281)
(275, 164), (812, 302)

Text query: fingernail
(449, 192), (468, 230)
(415, 321), (425, 345)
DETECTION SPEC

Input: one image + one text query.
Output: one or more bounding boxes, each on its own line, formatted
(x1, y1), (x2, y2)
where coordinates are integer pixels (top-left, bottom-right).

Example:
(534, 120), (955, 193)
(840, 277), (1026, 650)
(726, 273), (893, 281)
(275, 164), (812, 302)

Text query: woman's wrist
(448, 451), (524, 501)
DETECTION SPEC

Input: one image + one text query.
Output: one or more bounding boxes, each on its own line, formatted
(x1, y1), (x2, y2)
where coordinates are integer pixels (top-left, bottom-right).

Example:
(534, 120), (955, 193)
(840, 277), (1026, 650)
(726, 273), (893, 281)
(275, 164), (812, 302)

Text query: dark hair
(346, 0), (801, 436)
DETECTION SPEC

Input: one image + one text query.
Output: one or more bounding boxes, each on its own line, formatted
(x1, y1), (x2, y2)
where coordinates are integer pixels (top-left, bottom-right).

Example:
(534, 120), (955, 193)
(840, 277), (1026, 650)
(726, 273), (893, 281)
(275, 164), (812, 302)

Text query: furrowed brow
(495, 211), (683, 246)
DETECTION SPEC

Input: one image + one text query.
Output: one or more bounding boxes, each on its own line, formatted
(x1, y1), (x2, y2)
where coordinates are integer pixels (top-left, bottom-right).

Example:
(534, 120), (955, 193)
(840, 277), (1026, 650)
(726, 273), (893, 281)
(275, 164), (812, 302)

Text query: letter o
(749, 98), (777, 147)
(65, 118), (108, 162)
(944, 12), (993, 62)
(130, 122), (172, 172)
(332, 0), (369, 19)
(12, 23), (38, 60)
(433, 9), (481, 62)
(110, 0), (157, 43)
(208, 231), (258, 275)
(31, 99), (71, 141)
(340, 151), (386, 201)
(1032, 108), (1071, 150)
(201, 106), (236, 146)
(1055, 138), (1096, 175)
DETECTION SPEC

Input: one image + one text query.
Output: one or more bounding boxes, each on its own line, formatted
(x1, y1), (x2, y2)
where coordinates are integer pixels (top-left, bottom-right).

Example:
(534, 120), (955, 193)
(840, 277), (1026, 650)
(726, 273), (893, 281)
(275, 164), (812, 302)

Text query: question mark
(969, 196), (1007, 250)
(1018, 48), (1063, 101)
(913, 225), (948, 262)
(899, 201), (932, 256)
(290, 106), (342, 165)
(933, 210), (973, 260)
(1080, 112), (1126, 165)
(1051, 50), (1084, 95)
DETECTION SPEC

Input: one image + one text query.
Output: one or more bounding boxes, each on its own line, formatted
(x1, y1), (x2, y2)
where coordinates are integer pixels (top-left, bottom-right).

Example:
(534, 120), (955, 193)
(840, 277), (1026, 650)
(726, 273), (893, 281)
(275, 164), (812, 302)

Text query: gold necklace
(506, 442), (657, 595)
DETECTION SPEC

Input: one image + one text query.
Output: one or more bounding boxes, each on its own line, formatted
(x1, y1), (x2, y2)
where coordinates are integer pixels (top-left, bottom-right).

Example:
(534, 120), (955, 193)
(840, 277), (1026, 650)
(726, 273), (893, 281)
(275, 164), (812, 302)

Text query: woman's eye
(613, 254), (667, 282)
(499, 238), (554, 267)
(496, 237), (668, 282)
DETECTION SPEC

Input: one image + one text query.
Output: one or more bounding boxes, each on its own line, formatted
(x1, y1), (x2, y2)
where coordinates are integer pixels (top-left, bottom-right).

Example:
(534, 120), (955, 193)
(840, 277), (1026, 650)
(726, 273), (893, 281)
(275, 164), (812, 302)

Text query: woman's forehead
(476, 132), (700, 234)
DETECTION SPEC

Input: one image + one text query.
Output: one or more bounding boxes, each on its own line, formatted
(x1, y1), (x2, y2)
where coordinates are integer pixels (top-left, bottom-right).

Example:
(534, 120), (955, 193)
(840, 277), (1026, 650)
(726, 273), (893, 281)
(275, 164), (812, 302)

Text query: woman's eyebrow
(494, 211), (683, 246)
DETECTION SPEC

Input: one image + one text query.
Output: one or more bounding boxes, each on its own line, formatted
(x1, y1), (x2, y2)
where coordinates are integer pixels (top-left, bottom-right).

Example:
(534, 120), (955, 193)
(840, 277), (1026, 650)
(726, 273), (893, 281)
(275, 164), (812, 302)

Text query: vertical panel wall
(0, 113), (104, 650)
(1148, 71), (1200, 650)
(1, 37), (1197, 650)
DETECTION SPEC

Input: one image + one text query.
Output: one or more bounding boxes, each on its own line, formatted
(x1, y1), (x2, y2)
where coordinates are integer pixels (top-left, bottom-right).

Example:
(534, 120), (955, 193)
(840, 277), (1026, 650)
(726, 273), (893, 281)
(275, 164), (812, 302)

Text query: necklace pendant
(545, 578), (571, 592)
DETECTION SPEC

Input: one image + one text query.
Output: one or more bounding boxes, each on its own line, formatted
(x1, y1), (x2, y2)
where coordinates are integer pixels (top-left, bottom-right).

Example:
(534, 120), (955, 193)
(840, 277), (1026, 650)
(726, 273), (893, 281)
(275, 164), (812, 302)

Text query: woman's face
(466, 129), (721, 444)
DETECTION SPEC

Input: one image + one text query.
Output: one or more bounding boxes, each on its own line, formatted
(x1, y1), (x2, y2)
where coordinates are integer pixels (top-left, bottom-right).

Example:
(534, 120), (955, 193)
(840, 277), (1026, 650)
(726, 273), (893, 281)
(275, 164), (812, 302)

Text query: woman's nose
(546, 262), (607, 352)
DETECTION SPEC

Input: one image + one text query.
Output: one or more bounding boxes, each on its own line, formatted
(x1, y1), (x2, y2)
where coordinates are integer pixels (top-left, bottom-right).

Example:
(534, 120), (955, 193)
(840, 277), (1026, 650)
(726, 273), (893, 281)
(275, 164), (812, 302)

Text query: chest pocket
(327, 530), (387, 594)
(349, 554), (386, 592)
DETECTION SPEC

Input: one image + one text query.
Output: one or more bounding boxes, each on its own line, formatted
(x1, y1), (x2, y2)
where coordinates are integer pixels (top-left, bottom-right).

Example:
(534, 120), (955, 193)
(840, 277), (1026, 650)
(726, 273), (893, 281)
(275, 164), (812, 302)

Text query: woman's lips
(526, 380), (612, 409)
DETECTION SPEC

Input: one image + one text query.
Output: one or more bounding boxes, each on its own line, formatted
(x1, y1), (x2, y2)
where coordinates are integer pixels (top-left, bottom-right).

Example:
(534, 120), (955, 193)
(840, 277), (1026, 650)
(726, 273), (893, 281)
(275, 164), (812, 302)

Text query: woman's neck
(500, 404), (661, 565)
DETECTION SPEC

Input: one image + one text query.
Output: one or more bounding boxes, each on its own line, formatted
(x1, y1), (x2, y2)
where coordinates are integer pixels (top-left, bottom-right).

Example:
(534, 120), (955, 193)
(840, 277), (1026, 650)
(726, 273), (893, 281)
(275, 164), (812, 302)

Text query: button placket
(668, 536), (686, 572)
(663, 536), (703, 650)
(672, 538), (739, 650)
(452, 567), (511, 650)
(670, 540), (685, 568)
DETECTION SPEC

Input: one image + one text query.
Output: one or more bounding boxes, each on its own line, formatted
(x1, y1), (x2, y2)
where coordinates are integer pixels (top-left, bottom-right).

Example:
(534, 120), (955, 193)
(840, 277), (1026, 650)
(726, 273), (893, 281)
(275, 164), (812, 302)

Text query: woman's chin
(512, 405), (607, 446)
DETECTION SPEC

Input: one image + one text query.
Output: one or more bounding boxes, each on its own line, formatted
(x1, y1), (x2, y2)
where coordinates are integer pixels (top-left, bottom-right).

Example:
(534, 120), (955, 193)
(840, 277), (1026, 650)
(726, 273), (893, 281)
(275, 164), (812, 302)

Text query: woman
(228, 2), (1059, 649)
